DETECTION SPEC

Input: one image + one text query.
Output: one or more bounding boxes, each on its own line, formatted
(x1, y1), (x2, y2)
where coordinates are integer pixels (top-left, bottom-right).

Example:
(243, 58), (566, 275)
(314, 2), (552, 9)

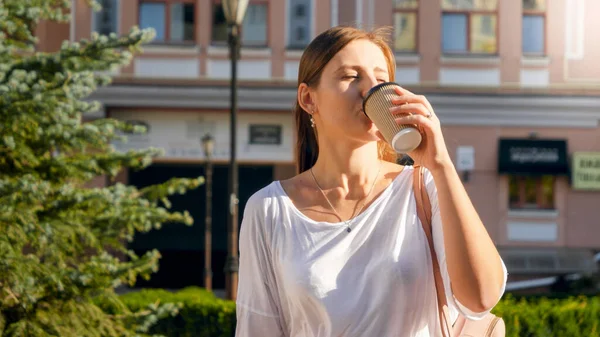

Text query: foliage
(119, 287), (600, 337)
(0, 0), (202, 336)
(117, 287), (236, 337)
(493, 294), (600, 337)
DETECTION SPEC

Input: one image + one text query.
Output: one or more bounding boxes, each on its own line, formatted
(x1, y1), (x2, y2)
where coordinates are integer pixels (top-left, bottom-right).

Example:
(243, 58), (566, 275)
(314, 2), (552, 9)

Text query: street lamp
(222, 0), (248, 301)
(201, 133), (215, 292)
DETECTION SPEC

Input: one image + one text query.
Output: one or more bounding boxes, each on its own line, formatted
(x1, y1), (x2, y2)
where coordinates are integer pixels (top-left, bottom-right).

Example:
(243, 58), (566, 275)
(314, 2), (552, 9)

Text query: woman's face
(310, 39), (391, 145)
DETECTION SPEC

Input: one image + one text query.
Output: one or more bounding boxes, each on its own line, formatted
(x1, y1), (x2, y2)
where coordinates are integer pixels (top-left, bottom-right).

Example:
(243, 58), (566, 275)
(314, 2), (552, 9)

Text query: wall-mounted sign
(249, 124), (282, 145)
(498, 139), (569, 175)
(110, 111), (293, 162)
(572, 152), (600, 191)
(456, 146), (475, 171)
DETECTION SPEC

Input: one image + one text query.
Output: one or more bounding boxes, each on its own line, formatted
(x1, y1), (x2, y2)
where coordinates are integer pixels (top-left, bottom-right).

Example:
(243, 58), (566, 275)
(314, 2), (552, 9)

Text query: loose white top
(235, 166), (507, 337)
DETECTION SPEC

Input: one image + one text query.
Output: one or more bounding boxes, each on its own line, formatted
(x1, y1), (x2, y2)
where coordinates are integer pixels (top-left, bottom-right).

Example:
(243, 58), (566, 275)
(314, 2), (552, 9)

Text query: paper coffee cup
(363, 82), (422, 154)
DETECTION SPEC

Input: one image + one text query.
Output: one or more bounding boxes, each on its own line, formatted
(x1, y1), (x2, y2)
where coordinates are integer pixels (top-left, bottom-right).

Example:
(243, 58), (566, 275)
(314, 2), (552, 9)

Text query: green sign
(572, 152), (600, 190)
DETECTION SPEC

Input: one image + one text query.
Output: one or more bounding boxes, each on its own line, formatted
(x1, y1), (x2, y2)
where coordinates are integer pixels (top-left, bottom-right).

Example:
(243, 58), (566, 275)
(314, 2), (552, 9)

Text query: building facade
(37, 0), (600, 291)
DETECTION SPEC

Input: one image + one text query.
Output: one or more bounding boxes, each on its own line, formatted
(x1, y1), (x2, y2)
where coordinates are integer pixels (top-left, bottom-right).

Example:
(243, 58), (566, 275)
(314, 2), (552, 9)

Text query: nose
(361, 75), (380, 100)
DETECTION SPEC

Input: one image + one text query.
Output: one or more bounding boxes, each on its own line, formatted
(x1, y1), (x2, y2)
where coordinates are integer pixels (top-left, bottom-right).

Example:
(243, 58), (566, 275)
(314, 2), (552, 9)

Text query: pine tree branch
(1, 1), (193, 335)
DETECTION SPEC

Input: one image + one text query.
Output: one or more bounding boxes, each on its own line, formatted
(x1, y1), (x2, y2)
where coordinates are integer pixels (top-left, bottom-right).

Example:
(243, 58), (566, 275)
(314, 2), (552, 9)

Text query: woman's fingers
(392, 86), (435, 114)
(395, 114), (435, 129)
(389, 103), (432, 118)
(392, 85), (414, 97)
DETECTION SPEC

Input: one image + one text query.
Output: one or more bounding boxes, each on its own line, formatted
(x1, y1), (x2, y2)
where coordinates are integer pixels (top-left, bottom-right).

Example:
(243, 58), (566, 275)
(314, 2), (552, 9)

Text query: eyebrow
(334, 65), (389, 74)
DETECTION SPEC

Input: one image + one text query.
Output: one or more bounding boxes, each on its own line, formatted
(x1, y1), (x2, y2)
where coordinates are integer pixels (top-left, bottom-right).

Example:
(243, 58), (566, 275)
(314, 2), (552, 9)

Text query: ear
(297, 83), (317, 115)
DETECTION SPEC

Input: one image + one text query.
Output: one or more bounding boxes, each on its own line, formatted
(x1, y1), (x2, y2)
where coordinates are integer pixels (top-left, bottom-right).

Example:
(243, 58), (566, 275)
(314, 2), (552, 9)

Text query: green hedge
(493, 294), (600, 337)
(119, 287), (235, 337)
(119, 288), (599, 337)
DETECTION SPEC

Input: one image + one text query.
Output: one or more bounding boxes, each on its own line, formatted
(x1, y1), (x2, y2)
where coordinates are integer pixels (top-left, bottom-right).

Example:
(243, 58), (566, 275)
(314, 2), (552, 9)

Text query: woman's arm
(429, 163), (505, 313)
(236, 193), (285, 337)
(388, 86), (506, 314)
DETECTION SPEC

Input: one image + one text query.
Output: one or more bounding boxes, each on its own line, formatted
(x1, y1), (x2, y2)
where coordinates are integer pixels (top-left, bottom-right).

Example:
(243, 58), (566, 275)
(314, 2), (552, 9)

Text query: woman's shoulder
(244, 181), (282, 215)
(277, 170), (313, 202)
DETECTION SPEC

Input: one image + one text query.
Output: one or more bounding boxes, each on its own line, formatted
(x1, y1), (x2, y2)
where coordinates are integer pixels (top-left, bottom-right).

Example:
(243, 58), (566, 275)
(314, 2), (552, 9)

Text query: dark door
(127, 163), (274, 289)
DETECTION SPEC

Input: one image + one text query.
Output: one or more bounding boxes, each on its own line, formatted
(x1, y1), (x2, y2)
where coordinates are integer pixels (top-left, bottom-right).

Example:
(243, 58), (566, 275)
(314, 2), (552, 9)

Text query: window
(295, 4), (306, 17)
(296, 27), (305, 41)
(139, 0), (195, 43)
(242, 3), (268, 46)
(393, 0), (418, 52)
(508, 175), (555, 210)
(441, 0), (498, 54)
(288, 0), (311, 49)
(93, 0), (118, 35)
(212, 4), (227, 43)
(522, 0), (546, 55)
(212, 2), (269, 47)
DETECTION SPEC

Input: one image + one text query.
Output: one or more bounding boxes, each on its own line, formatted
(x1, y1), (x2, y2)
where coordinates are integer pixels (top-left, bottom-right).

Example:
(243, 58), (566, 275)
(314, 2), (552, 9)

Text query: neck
(311, 137), (381, 193)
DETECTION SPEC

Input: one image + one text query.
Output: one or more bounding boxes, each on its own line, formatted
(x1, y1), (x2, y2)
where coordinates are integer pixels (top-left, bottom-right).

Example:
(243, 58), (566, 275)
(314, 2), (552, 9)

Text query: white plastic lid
(391, 127), (422, 154)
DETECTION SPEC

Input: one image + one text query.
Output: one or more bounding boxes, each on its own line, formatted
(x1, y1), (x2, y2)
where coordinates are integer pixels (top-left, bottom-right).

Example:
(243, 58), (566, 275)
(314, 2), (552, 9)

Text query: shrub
(119, 288), (600, 337)
(492, 294), (600, 337)
(119, 287), (236, 337)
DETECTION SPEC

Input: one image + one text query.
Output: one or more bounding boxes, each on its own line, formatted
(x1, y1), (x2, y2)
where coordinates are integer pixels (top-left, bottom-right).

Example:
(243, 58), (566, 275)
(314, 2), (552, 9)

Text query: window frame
(287, 0), (312, 50)
(138, 0), (197, 45)
(92, 0), (120, 36)
(211, 0), (270, 48)
(522, 3), (547, 56)
(441, 5), (499, 55)
(392, 1), (419, 53)
(508, 175), (556, 210)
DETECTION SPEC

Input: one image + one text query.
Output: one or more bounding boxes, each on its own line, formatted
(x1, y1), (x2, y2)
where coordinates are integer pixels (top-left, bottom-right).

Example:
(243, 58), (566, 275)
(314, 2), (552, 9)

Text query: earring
(310, 115), (315, 128)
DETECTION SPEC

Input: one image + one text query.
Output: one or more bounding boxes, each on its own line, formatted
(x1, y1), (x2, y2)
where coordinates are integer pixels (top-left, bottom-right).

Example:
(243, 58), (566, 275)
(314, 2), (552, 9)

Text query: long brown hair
(294, 25), (398, 174)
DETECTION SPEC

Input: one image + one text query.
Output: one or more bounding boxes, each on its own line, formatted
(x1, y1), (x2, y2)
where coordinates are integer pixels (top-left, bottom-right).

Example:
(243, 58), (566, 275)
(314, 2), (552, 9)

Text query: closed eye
(342, 75), (387, 82)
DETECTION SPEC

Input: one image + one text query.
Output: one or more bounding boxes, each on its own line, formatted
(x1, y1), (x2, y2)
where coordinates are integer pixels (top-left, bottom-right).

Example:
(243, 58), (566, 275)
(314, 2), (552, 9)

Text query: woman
(235, 26), (507, 337)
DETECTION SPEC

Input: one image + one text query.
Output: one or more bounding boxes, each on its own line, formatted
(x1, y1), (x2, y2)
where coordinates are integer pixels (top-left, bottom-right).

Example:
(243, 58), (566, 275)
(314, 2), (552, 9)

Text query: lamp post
(201, 133), (215, 292)
(222, 0), (248, 301)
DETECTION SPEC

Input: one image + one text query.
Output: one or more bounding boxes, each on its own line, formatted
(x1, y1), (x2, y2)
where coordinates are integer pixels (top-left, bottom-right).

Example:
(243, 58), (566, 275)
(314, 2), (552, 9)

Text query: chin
(342, 129), (379, 145)
(366, 124), (380, 137)
(362, 130), (382, 143)
(344, 119), (380, 142)
(369, 134), (382, 143)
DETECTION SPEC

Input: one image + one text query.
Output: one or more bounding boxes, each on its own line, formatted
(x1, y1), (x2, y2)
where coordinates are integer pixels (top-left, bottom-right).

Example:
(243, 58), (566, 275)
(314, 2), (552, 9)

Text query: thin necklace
(310, 161), (382, 233)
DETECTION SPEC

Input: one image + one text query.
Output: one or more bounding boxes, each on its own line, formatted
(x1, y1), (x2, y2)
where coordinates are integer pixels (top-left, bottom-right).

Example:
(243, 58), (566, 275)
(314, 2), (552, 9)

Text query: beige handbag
(412, 166), (505, 337)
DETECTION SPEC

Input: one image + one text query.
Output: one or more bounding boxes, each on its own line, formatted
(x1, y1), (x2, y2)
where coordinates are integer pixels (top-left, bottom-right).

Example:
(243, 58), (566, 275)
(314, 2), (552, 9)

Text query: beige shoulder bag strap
(412, 166), (454, 337)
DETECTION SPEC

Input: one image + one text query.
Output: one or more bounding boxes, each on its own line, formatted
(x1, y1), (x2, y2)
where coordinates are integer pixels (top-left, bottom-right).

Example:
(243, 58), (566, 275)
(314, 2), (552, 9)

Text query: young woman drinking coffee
(234, 25), (507, 337)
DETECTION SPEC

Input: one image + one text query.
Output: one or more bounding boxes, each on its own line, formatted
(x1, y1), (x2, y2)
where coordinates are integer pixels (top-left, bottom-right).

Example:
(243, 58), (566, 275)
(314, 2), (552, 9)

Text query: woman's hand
(377, 86), (453, 172)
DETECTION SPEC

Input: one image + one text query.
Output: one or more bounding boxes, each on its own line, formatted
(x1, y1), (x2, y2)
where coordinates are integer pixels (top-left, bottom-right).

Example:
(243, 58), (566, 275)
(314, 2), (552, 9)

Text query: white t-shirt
(235, 165), (508, 337)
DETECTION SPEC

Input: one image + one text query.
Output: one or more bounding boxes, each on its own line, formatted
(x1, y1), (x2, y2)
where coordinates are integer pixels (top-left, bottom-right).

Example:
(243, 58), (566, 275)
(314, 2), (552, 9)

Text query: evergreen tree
(0, 0), (202, 335)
